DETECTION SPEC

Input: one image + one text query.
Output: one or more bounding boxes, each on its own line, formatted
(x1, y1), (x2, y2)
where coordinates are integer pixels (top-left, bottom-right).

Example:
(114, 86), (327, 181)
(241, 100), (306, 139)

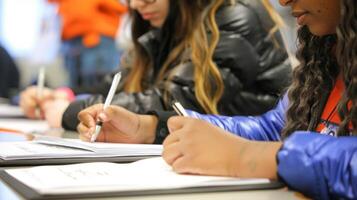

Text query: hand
(163, 117), (282, 179)
(163, 116), (247, 177)
(19, 86), (55, 119)
(43, 99), (70, 128)
(77, 104), (158, 144)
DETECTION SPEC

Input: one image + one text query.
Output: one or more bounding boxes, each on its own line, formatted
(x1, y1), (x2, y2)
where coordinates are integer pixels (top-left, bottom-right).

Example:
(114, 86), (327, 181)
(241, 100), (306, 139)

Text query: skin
(279, 0), (340, 36)
(130, 0), (169, 28)
(77, 104), (157, 144)
(78, 0), (341, 179)
(19, 86), (70, 121)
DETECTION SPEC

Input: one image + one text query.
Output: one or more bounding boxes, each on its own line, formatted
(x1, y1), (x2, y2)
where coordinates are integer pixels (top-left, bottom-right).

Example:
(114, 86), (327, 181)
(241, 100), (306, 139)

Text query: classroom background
(0, 0), (297, 97)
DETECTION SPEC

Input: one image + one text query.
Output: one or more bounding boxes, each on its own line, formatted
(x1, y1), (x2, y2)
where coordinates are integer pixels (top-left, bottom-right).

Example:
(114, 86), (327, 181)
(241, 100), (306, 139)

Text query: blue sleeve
(186, 95), (289, 141)
(278, 132), (357, 200)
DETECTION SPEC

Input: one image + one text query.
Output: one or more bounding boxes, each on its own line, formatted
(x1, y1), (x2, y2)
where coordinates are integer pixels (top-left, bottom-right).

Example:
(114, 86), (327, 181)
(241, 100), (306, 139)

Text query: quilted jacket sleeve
(278, 132), (357, 200)
(186, 95), (289, 141)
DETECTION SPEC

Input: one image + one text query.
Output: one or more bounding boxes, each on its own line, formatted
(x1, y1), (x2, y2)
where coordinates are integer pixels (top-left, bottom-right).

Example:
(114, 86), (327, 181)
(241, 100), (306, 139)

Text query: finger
(77, 123), (94, 140)
(77, 122), (91, 135)
(162, 131), (180, 147)
(171, 156), (194, 174)
(162, 141), (183, 165)
(79, 134), (90, 142)
(167, 116), (188, 132)
(20, 94), (37, 110)
(78, 105), (103, 127)
(78, 112), (96, 128)
(21, 92), (41, 117)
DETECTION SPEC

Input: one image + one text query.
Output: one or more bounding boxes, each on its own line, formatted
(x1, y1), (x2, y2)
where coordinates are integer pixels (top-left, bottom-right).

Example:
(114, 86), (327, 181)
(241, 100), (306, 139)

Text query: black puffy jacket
(62, 0), (292, 130)
(0, 45), (19, 98)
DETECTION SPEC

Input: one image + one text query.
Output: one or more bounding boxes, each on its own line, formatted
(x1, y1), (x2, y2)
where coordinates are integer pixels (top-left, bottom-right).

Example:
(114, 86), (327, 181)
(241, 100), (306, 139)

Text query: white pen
(172, 102), (188, 117)
(35, 67), (45, 118)
(90, 72), (122, 142)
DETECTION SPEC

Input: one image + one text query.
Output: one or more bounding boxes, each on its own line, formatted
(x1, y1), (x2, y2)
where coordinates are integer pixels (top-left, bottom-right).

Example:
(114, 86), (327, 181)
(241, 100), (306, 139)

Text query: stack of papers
(0, 157), (283, 199)
(0, 104), (24, 118)
(0, 136), (162, 165)
(0, 118), (50, 133)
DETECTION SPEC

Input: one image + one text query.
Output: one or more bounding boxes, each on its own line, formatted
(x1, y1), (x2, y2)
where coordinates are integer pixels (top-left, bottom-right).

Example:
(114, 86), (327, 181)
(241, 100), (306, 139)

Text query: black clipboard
(0, 169), (284, 200)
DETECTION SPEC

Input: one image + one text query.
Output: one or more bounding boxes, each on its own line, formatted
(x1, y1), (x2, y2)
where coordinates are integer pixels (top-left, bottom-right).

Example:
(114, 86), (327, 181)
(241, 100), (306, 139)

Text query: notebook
(0, 136), (162, 166)
(0, 157), (284, 199)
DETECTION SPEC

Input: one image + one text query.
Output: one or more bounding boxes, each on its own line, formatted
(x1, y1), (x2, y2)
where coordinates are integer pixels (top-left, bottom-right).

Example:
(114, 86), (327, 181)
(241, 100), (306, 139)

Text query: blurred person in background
(48, 0), (127, 87)
(20, 0), (292, 130)
(0, 45), (19, 100)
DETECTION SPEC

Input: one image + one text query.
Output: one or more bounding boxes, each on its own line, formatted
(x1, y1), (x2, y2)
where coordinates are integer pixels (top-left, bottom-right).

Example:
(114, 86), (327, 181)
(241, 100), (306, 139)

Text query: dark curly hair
(281, 0), (357, 137)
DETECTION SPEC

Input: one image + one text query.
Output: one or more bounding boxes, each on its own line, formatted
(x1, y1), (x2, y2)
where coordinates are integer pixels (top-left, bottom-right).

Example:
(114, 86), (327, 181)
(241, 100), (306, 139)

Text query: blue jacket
(187, 95), (357, 200)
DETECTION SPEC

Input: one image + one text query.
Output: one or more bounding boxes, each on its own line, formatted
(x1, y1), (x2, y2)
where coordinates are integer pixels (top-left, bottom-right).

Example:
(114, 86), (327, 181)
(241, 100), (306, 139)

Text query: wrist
(235, 140), (282, 179)
(137, 115), (158, 144)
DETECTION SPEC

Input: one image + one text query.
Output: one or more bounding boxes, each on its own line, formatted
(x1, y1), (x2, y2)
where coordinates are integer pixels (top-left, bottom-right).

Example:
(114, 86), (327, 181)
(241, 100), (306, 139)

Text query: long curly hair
(281, 0), (357, 137)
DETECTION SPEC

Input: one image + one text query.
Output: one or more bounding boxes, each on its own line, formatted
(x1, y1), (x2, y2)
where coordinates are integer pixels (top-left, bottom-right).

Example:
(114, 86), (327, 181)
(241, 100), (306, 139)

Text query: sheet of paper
(35, 136), (163, 155)
(0, 138), (162, 160)
(0, 142), (94, 160)
(0, 118), (50, 133)
(5, 157), (270, 195)
(0, 105), (24, 118)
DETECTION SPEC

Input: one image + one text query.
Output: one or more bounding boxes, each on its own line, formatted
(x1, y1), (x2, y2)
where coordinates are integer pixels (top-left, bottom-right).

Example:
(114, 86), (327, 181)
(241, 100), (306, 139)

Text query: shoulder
(216, 0), (275, 35)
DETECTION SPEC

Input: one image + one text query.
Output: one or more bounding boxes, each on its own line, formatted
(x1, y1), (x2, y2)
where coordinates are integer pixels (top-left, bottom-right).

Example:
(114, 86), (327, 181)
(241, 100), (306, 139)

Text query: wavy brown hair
(123, 0), (224, 114)
(281, 0), (357, 137)
(123, 0), (282, 114)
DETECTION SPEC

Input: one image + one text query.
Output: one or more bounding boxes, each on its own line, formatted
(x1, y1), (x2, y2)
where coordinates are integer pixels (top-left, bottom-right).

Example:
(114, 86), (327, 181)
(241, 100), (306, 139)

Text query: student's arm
(186, 95), (289, 141)
(278, 132), (357, 200)
(163, 118), (357, 199)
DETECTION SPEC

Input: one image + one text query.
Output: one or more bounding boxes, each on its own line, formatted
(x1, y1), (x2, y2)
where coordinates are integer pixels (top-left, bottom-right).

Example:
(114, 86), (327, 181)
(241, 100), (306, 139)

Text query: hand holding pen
(90, 72), (122, 142)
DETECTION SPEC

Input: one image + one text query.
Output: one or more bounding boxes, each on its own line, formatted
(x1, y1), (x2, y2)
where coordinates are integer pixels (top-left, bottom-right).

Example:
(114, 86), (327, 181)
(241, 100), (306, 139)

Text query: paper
(0, 118), (50, 133)
(5, 157), (271, 195)
(35, 135), (162, 154)
(0, 137), (162, 160)
(0, 104), (24, 118)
